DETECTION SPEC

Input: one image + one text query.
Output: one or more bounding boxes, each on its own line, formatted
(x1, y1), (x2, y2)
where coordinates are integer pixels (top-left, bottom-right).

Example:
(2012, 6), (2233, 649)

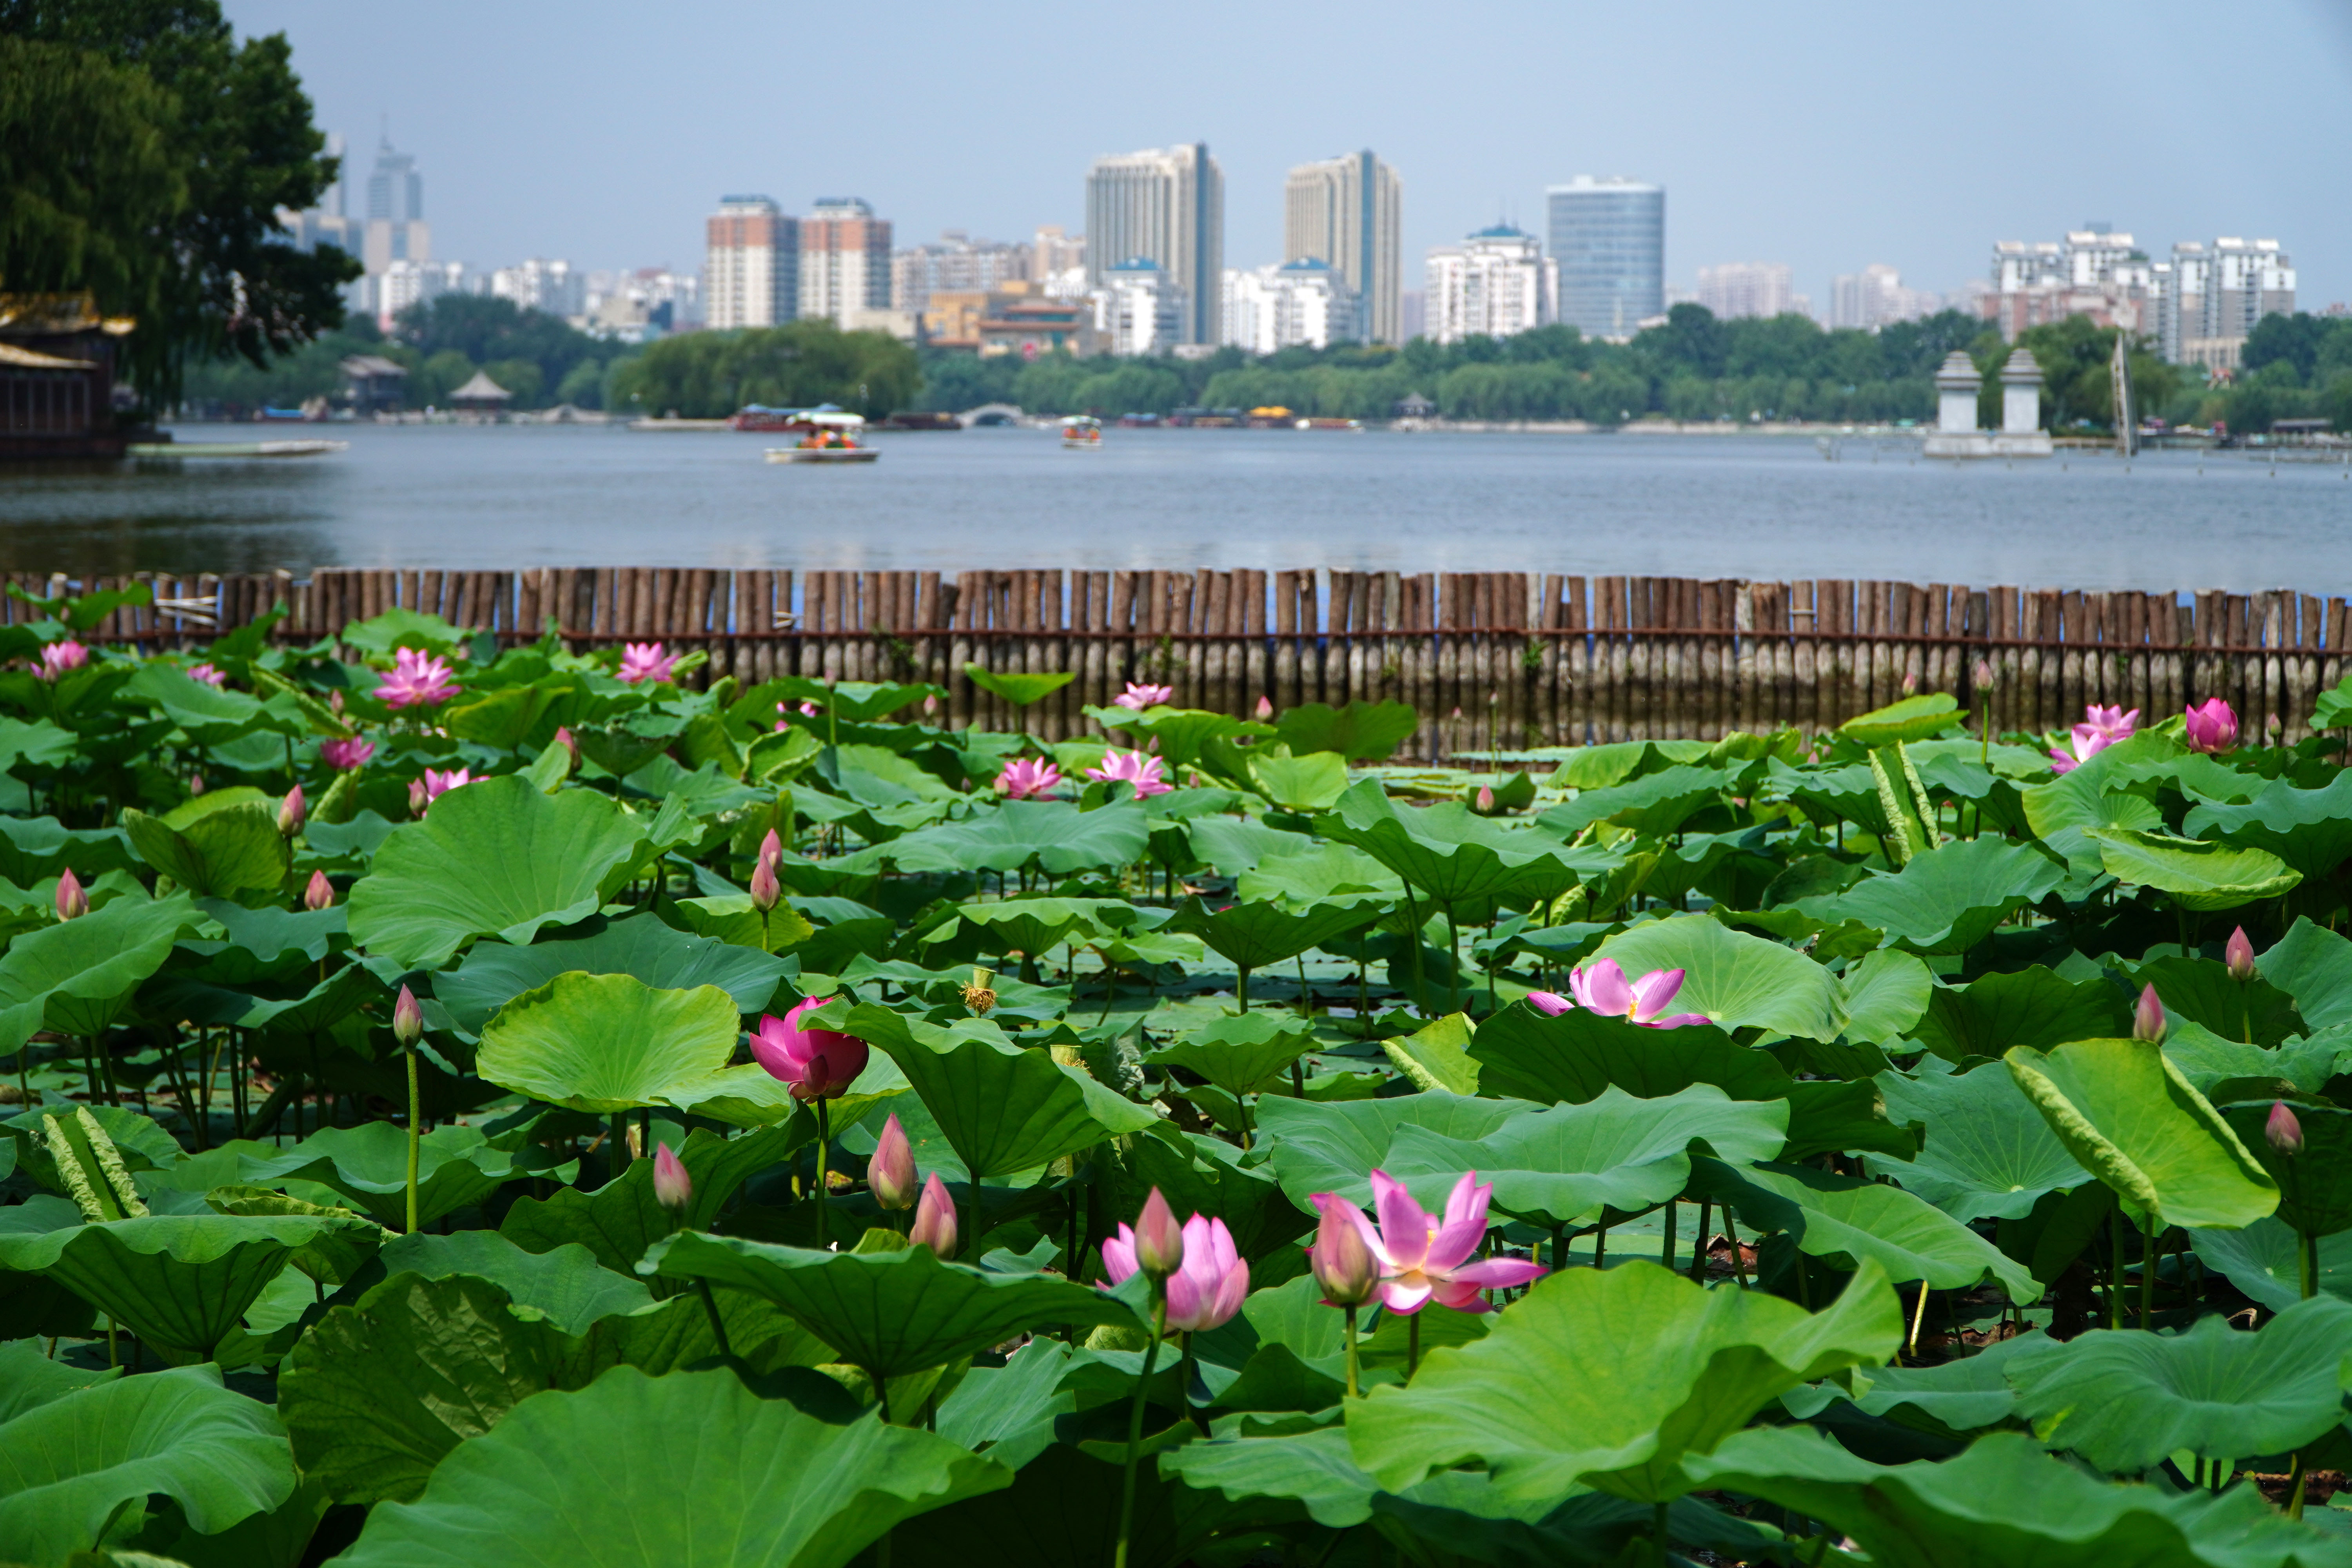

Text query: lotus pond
(10, 593), (2352, 1567)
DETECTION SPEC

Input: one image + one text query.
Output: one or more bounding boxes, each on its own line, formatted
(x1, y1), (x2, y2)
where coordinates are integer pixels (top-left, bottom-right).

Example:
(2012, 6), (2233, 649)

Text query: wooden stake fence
(13, 566), (2348, 758)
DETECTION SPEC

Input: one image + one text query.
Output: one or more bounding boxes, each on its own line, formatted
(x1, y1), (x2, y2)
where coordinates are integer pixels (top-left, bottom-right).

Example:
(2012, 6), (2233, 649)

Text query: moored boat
(763, 409), (878, 463)
(1060, 415), (1103, 448)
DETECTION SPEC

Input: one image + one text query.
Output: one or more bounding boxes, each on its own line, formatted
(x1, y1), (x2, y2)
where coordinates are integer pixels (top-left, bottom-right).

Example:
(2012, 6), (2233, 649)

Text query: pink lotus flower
(995, 757), (1062, 799)
(2269, 1102), (2305, 1155)
(617, 641), (677, 685)
(36, 641), (87, 681)
(375, 647), (459, 709)
(304, 869), (334, 911)
(319, 737), (376, 771)
(278, 784), (305, 835)
(1255, 695), (1274, 720)
(54, 867), (86, 921)
(1114, 682), (1174, 711)
(1525, 991), (1571, 1016)
(1319, 1170), (1548, 1315)
(1310, 1192), (1380, 1306)
(2047, 724), (2115, 775)
(869, 1112), (916, 1210)
(2133, 983), (2166, 1043)
(2184, 699), (2239, 755)
(748, 999), (870, 1101)
(187, 662), (227, 688)
(653, 1142), (692, 1213)
(1102, 1210), (1249, 1333)
(1566, 958), (1708, 1028)
(409, 767), (472, 814)
(2227, 926), (2256, 982)
(2081, 704), (2139, 743)
(1087, 748), (1171, 798)
(910, 1172), (958, 1258)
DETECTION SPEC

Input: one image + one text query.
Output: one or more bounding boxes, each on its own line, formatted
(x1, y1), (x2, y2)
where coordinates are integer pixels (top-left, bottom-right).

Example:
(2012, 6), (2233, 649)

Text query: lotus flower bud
(1132, 1187), (1185, 1280)
(392, 984), (423, 1049)
(748, 855), (781, 913)
(407, 776), (429, 817)
(869, 1112), (916, 1210)
(910, 1172), (957, 1258)
(54, 867), (86, 921)
(923, 693), (940, 716)
(2133, 983), (2166, 1044)
(1255, 695), (1273, 720)
(653, 1141), (693, 1212)
(1525, 990), (1570, 1016)
(278, 784), (305, 836)
(2269, 1101), (2305, 1155)
(2226, 926), (2256, 982)
(1475, 785), (1496, 813)
(1974, 659), (1994, 688)
(330, 689), (347, 716)
(1309, 1192), (1378, 1307)
(188, 774), (206, 796)
(554, 726), (580, 765)
(304, 870), (334, 911)
(1903, 671), (1917, 694)
(759, 827), (782, 867)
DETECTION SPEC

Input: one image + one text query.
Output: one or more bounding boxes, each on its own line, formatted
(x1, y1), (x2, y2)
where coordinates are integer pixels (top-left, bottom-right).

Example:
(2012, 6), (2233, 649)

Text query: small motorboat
(764, 410), (878, 464)
(1060, 415), (1103, 449)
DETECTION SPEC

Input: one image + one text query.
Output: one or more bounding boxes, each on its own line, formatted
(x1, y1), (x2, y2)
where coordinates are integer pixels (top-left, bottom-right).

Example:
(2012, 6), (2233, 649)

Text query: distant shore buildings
(1984, 225), (2294, 370)
(1283, 152), (1403, 345)
(1548, 176), (1665, 341)
(1083, 144), (1224, 348)
(1424, 227), (1555, 345)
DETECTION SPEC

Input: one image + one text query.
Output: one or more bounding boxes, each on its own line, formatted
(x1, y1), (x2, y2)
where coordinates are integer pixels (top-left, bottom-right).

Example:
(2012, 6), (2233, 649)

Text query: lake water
(0, 422), (2344, 593)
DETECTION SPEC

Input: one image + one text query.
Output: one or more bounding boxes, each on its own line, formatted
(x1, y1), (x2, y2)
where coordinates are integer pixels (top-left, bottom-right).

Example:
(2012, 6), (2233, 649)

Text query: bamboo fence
(14, 566), (2350, 758)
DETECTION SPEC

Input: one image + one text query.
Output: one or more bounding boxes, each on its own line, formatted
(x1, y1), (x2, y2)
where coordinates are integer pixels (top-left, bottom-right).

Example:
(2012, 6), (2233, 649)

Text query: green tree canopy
(609, 320), (918, 419)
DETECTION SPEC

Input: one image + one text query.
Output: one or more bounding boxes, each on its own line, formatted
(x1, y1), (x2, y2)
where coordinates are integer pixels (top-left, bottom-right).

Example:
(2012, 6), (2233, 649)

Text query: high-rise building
(1829, 264), (1939, 331)
(1693, 262), (1793, 321)
(1223, 260), (1357, 354)
(1983, 227), (2152, 340)
(1084, 144), (1223, 345)
(1095, 260), (1185, 356)
(1546, 176), (1664, 340)
(490, 258), (584, 318)
(1423, 226), (1555, 345)
(1033, 225), (1086, 281)
(360, 137), (431, 277)
(1283, 151), (1402, 343)
(891, 232), (1030, 315)
(800, 198), (892, 323)
(705, 196), (798, 330)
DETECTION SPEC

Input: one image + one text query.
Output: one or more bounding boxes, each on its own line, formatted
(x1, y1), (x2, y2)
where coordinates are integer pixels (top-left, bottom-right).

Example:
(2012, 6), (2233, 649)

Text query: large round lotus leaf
(475, 972), (741, 1116)
(1691, 1157), (2040, 1302)
(1247, 749), (1351, 812)
(2005, 1299), (2352, 1474)
(1466, 1001), (1792, 1107)
(1539, 764), (1739, 840)
(1169, 893), (1387, 972)
(162, 1122), (531, 1230)
(335, 1365), (1009, 1568)
(374, 1230), (653, 1334)
(2185, 771), (2352, 883)
(1594, 915), (1848, 1041)
(2188, 1217), (2352, 1312)
(863, 799), (1147, 877)
(346, 774), (648, 968)
(2005, 1039), (2279, 1230)
(1682, 1425), (2344, 1568)
(1256, 1091), (1528, 1213)
(435, 914), (791, 1039)
(644, 1230), (1135, 1381)
(2256, 917), (2352, 1032)
(1837, 693), (1964, 747)
(1318, 781), (1588, 904)
(1797, 835), (2066, 955)
(1908, 965), (2129, 1064)
(946, 897), (1140, 958)
(1345, 1258), (1900, 1505)
(2085, 828), (2301, 913)
(120, 793), (289, 898)
(1873, 1062), (2090, 1223)
(0, 893), (200, 1054)
(962, 664), (1074, 707)
(2221, 1100), (2352, 1239)
(0, 1364), (295, 1566)
(1149, 1012), (1319, 1097)
(0, 1212), (358, 1363)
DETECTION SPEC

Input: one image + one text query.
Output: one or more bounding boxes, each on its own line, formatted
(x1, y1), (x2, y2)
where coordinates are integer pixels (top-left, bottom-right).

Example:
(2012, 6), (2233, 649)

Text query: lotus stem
(610, 1111), (629, 1185)
(1237, 964), (1250, 1013)
(1906, 1281), (1929, 1361)
(1690, 1199), (1711, 1283)
(1407, 1312), (1420, 1379)
(2289, 1452), (2307, 1520)
(405, 1046), (421, 1234)
(1112, 1292), (1167, 1568)
(1662, 1200), (1677, 1274)
(814, 1097), (832, 1242)
(1179, 1332), (1206, 1434)
(2109, 1206), (2126, 1331)
(1653, 1500), (1671, 1566)
(2141, 1212), (2157, 1330)
(2301, 1228), (2319, 1301)
(1343, 1304), (1361, 1397)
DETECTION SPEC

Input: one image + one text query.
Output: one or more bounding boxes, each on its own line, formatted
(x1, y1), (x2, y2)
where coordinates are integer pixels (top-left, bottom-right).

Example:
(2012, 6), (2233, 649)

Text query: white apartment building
(371, 259), (468, 324)
(1988, 225), (2293, 365)
(1423, 226), (1555, 345)
(489, 258), (583, 318)
(891, 232), (1029, 315)
(705, 195), (798, 330)
(1094, 260), (1185, 356)
(1084, 145), (1223, 345)
(2153, 238), (2296, 370)
(1829, 264), (1940, 331)
(1283, 151), (1402, 343)
(1694, 262), (1793, 321)
(1033, 225), (1086, 279)
(800, 198), (892, 323)
(1221, 260), (1356, 354)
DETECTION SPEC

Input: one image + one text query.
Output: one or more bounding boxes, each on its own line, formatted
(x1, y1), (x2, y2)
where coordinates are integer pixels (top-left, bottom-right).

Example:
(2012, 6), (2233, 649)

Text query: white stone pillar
(1934, 351), (1983, 434)
(2001, 348), (2044, 435)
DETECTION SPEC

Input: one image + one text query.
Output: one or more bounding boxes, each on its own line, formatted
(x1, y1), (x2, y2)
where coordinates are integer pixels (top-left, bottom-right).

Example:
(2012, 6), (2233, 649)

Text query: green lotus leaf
(2006, 1039), (2279, 1229)
(0, 814), (140, 886)
(1083, 704), (1272, 771)
(1909, 965), (2129, 1063)
(942, 896), (1147, 958)
(1257, 1090), (1530, 1212)
(962, 664), (1076, 706)
(2259, 918), (2352, 1031)
(1540, 763), (1739, 839)
(2006, 1299), (2352, 1474)
(1840, 948), (1933, 1043)
(1234, 842), (1402, 902)
(1872, 1061), (2091, 1222)
(1594, 915), (1848, 1041)
(2221, 1100), (2352, 1239)
(476, 973), (742, 1116)
(2189, 1217), (2352, 1312)
(644, 1230), (1135, 1381)
(2018, 731), (2185, 837)
(1693, 1157), (2040, 1301)
(889, 1436), (1228, 1568)
(161, 1122), (529, 1230)
(499, 1126), (794, 1275)
(838, 1002), (1155, 1180)
(1380, 1010), (1480, 1094)
(1798, 835), (2065, 955)
(122, 795), (289, 898)
(1158, 1425), (1379, 1527)
(867, 799), (1148, 877)
(2185, 770), (2352, 884)
(1318, 780), (1593, 904)
(441, 683), (564, 751)
(1681, 1425), (2347, 1568)
(0, 1365), (296, 1567)
(1466, 1000), (1793, 1105)
(1148, 1012), (1318, 1098)
(0, 1336), (117, 1423)
(0, 893), (201, 1056)
(1273, 699), (1420, 762)
(1121, 1125), (1296, 1259)
(372, 1230), (653, 1334)
(346, 775), (648, 968)
(335, 1365), (1007, 1568)
(1246, 748), (1350, 812)
(2085, 828), (2301, 913)
(1183, 814), (1314, 877)
(778, 676), (942, 722)
(1380, 1085), (1788, 1229)
(1168, 893), (1386, 974)
(2126, 953), (2307, 1047)
(1346, 1258), (1901, 1503)
(1842, 1328), (2044, 1438)
(0, 1212), (361, 1363)
(1837, 692), (1965, 746)
(435, 914), (790, 1039)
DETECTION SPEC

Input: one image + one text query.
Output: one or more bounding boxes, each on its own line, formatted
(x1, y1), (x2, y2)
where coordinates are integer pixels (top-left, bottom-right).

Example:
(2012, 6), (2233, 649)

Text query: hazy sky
(229, 0), (2352, 309)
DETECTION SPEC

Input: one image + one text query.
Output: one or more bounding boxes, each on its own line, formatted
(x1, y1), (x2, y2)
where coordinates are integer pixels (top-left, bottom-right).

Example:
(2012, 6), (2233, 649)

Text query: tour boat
(764, 410), (878, 464)
(1060, 415), (1103, 449)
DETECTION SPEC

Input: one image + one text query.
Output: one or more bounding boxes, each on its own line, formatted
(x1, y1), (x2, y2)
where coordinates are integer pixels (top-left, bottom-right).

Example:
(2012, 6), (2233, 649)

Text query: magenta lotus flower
(1103, 1211), (1249, 1333)
(1324, 1171), (1548, 1315)
(187, 661), (227, 688)
(375, 647), (459, 709)
(1310, 1192), (1380, 1306)
(749, 1000), (870, 1101)
(278, 784), (305, 836)
(37, 641), (87, 681)
(869, 1112), (916, 1210)
(1113, 681), (1173, 711)
(617, 641), (677, 685)
(2081, 704), (2139, 743)
(1567, 958), (1708, 1028)
(1087, 748), (1171, 798)
(304, 869), (334, 911)
(748, 854), (781, 913)
(54, 867), (86, 921)
(319, 737), (376, 771)
(653, 1141), (693, 1213)
(2184, 698), (2239, 754)
(2047, 724), (2116, 775)
(1255, 695), (1274, 720)
(2227, 926), (2257, 982)
(910, 1172), (958, 1258)
(2269, 1102), (2305, 1155)
(392, 984), (424, 1048)
(995, 757), (1062, 799)
(1525, 991), (1571, 1017)
(2133, 983), (2166, 1043)
(409, 768), (472, 815)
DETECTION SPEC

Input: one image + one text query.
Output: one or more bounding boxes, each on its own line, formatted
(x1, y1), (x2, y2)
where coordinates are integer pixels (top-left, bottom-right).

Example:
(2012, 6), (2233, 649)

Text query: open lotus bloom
(36, 641), (87, 681)
(1113, 681), (1174, 710)
(2183, 698), (2239, 754)
(1330, 1170), (1548, 1315)
(2047, 723), (2115, 775)
(375, 647), (459, 709)
(749, 999), (870, 1101)
(1566, 958), (1708, 1028)
(1087, 748), (1172, 798)
(995, 757), (1062, 799)
(319, 737), (376, 771)
(187, 661), (227, 688)
(617, 641), (677, 684)
(2080, 704), (2139, 743)
(1102, 1211), (1250, 1332)
(417, 767), (472, 805)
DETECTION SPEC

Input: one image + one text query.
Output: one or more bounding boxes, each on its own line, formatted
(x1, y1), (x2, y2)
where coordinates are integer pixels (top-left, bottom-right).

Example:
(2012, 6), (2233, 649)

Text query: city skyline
(221, 0), (2352, 314)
